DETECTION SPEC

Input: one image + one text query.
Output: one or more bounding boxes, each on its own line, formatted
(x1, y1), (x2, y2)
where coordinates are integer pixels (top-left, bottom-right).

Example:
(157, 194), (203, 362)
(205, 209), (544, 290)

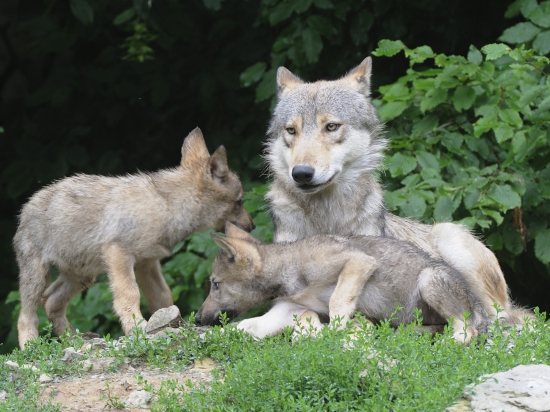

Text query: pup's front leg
(237, 300), (309, 338)
(329, 253), (377, 328)
(135, 258), (173, 314)
(102, 243), (146, 334)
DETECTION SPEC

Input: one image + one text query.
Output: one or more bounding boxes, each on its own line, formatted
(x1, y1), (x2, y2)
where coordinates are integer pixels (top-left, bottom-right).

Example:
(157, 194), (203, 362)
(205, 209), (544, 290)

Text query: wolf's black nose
(292, 165), (315, 184)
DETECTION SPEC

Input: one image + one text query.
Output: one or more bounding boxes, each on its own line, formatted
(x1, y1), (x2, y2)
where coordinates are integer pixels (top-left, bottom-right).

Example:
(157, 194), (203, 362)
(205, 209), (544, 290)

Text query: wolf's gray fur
(196, 223), (489, 344)
(15, 128), (254, 349)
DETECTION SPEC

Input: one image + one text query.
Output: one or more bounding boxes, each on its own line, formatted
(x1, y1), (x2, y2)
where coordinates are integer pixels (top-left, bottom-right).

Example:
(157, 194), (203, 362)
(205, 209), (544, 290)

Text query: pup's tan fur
(15, 128), (254, 349)
(262, 57), (532, 331)
(196, 223), (490, 344)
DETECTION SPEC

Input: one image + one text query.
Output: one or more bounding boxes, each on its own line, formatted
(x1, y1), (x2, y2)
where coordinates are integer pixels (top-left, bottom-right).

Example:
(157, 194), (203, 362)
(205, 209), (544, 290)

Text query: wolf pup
(196, 223), (489, 344)
(15, 128), (254, 349)
(263, 56), (531, 330)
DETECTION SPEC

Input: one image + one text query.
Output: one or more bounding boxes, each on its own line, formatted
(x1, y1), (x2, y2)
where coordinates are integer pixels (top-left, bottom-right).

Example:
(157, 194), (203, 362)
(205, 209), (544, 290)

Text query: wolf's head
(266, 57), (385, 194)
(195, 223), (270, 326)
(180, 128), (255, 233)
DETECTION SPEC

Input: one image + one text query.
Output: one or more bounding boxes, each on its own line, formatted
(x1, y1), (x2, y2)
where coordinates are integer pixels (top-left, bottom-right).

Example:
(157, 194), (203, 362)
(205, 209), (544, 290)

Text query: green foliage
(500, 0), (550, 55)
(374, 40), (550, 275)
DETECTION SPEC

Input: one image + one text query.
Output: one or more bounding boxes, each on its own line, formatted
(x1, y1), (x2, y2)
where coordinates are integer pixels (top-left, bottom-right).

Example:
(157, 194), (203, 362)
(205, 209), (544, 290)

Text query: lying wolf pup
(196, 223), (490, 344)
(15, 128), (254, 349)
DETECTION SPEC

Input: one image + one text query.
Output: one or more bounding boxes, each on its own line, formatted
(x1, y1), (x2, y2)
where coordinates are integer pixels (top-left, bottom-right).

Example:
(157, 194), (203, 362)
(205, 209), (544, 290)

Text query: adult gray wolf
(196, 223), (490, 344)
(254, 56), (531, 336)
(15, 127), (254, 349)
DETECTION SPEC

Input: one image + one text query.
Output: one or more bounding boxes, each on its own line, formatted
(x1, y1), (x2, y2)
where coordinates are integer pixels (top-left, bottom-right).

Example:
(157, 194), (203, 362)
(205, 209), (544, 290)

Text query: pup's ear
(211, 233), (261, 268)
(341, 56), (372, 97)
(277, 67), (304, 98)
(225, 222), (261, 244)
(211, 233), (238, 261)
(181, 127), (210, 166)
(208, 146), (229, 182)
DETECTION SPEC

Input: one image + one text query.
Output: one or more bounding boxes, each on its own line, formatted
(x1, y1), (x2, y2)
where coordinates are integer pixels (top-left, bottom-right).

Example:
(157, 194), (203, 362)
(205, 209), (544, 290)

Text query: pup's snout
(292, 165), (315, 184)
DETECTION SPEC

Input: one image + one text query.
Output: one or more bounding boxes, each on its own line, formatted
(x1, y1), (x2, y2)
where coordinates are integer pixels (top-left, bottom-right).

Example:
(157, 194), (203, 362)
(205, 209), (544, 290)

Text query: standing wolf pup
(196, 223), (489, 344)
(15, 127), (254, 349)
(238, 56), (531, 337)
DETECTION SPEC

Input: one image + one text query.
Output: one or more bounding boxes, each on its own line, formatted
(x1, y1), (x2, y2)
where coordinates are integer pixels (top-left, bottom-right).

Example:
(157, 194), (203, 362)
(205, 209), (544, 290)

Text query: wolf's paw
(453, 326), (478, 345)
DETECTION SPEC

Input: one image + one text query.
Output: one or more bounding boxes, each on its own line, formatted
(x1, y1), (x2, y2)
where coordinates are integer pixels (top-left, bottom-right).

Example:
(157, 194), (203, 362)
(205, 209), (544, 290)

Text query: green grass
(1, 311), (549, 411)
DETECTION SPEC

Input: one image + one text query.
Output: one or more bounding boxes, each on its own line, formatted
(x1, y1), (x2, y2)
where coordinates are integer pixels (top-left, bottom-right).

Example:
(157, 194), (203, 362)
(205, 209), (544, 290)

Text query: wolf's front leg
(329, 253), (377, 328)
(237, 300), (309, 338)
(102, 243), (146, 334)
(135, 258), (173, 314)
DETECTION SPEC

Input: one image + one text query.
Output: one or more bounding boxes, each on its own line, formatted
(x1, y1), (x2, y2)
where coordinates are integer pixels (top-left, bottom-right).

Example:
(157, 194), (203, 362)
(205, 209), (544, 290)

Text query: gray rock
(125, 390), (151, 407)
(0, 390), (7, 401)
(145, 305), (184, 334)
(39, 373), (52, 383)
(62, 347), (84, 362)
(447, 364), (550, 412)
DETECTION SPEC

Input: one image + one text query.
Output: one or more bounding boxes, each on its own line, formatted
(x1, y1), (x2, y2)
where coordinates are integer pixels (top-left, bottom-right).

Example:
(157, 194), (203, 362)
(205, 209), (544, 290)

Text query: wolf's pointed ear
(341, 56), (372, 97)
(208, 146), (229, 182)
(225, 222), (260, 243)
(277, 67), (304, 98)
(211, 233), (238, 260)
(181, 127), (210, 166)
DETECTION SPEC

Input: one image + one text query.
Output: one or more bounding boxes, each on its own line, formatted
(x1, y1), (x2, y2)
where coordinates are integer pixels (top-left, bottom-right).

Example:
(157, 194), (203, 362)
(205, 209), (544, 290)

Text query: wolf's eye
(286, 127), (296, 135)
(326, 123), (340, 132)
(212, 282), (220, 290)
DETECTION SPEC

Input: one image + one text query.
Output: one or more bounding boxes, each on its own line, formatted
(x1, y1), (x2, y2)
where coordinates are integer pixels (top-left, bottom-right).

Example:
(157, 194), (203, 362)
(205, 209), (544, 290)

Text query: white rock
(39, 374), (52, 383)
(125, 390), (151, 407)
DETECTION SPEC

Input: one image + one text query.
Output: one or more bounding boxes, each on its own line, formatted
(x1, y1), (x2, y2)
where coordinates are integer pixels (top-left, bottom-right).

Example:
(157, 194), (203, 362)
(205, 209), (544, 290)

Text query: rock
(4, 361), (19, 370)
(125, 390), (151, 407)
(39, 374), (52, 383)
(4, 361), (39, 372)
(62, 347), (84, 363)
(0, 390), (7, 401)
(82, 357), (117, 372)
(446, 364), (550, 412)
(147, 327), (182, 339)
(145, 305), (185, 334)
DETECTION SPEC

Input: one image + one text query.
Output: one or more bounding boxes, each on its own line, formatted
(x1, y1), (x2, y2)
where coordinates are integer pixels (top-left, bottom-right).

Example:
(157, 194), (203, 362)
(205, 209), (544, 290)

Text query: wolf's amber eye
(286, 127), (296, 135)
(213, 282), (219, 290)
(326, 123), (340, 132)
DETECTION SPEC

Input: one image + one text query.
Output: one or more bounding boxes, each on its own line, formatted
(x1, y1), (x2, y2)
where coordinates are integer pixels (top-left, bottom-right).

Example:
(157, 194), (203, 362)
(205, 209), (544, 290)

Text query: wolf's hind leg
(42, 272), (92, 337)
(135, 259), (173, 315)
(418, 267), (489, 345)
(102, 243), (145, 334)
(17, 255), (50, 349)
(329, 253), (377, 328)
(429, 222), (509, 321)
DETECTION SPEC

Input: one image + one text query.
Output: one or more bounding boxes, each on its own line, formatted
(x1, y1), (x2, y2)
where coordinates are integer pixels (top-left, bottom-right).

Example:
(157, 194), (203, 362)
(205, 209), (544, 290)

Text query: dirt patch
(40, 358), (218, 411)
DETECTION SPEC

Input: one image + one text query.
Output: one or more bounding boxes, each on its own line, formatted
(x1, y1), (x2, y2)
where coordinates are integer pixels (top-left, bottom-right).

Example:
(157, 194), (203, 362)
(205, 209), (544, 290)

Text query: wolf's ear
(225, 222), (261, 243)
(341, 56), (372, 97)
(277, 67), (304, 98)
(208, 146), (229, 182)
(212, 233), (238, 261)
(181, 127), (210, 166)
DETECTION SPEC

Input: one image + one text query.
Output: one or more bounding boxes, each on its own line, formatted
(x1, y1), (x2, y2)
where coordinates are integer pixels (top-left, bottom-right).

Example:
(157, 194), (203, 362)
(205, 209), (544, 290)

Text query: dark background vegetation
(1, 0), (546, 353)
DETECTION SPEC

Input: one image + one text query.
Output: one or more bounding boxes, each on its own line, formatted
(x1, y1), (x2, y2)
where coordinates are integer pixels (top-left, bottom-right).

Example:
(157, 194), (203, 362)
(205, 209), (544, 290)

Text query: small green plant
(101, 380), (126, 410)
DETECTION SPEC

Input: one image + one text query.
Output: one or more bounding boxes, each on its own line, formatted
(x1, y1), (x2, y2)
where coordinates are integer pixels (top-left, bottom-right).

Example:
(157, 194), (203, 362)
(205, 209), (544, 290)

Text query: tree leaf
(503, 225), (524, 255)
(113, 8), (135, 25)
(416, 151), (440, 171)
(486, 184), (522, 210)
(388, 153), (417, 177)
(400, 192), (426, 219)
(294, 0), (313, 13)
(313, 0), (334, 9)
(481, 43), (510, 60)
(202, 0), (223, 11)
(420, 88), (447, 113)
(534, 229), (550, 264)
(498, 22), (541, 44)
(452, 86), (476, 112)
(528, 1), (550, 28)
(377, 101), (407, 121)
(302, 27), (323, 63)
(255, 69), (276, 103)
(499, 108), (523, 128)
(373, 39), (405, 57)
(494, 125), (514, 143)
(467, 45), (483, 65)
(434, 195), (455, 221)
(70, 0), (94, 25)
(533, 30), (550, 55)
(240, 62), (267, 87)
